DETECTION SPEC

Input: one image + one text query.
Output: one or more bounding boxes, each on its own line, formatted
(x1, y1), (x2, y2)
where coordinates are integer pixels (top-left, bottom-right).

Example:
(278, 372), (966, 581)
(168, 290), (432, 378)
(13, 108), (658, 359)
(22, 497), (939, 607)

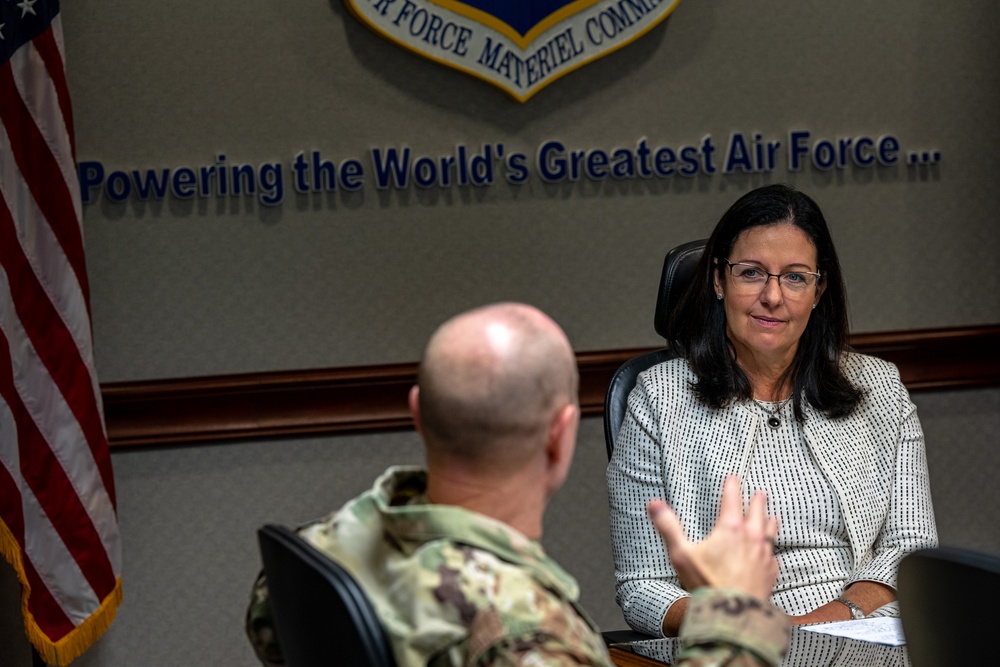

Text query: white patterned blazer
(606, 353), (938, 637)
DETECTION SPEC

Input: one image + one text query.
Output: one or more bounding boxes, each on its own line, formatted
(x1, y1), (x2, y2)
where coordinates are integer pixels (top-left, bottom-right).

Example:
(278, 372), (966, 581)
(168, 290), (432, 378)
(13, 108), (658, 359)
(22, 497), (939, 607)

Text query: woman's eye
(784, 273), (805, 283)
(738, 267), (761, 278)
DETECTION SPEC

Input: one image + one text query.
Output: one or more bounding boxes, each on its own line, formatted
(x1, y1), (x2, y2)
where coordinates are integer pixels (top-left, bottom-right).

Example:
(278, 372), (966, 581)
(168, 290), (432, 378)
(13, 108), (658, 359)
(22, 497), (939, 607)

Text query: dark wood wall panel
(102, 325), (1000, 448)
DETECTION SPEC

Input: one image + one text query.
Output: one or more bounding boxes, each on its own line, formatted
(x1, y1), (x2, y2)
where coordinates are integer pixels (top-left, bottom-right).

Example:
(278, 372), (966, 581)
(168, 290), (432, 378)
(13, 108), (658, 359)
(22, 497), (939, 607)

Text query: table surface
(608, 645), (667, 667)
(608, 627), (911, 667)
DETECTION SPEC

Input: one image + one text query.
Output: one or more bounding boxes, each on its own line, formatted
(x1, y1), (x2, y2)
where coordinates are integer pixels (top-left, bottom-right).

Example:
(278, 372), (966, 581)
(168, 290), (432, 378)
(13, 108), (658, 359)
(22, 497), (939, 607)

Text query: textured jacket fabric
(607, 353), (938, 637)
(246, 466), (791, 667)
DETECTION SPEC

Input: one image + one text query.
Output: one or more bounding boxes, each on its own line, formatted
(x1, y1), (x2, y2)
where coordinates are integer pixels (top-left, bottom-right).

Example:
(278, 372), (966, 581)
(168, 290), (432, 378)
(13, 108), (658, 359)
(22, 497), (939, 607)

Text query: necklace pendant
(767, 416), (781, 429)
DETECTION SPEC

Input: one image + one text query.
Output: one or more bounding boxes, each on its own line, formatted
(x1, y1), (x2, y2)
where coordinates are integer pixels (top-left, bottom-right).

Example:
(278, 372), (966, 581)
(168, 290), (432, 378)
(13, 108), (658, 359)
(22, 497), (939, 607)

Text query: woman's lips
(752, 315), (783, 328)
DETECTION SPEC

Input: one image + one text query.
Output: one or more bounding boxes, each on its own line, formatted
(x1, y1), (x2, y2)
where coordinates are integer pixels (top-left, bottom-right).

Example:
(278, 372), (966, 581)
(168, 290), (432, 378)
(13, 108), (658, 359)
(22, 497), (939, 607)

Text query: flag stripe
(0, 325), (115, 606)
(0, 117), (106, 458)
(30, 23), (76, 160)
(0, 248), (119, 575)
(0, 398), (80, 639)
(24, 550), (77, 641)
(0, 194), (115, 505)
(10, 31), (81, 227)
(0, 117), (93, 378)
(0, 120), (96, 398)
(0, 61), (90, 306)
(0, 406), (25, 541)
(21, 478), (103, 625)
(0, 239), (120, 575)
(0, 452), (75, 640)
(0, 412), (100, 629)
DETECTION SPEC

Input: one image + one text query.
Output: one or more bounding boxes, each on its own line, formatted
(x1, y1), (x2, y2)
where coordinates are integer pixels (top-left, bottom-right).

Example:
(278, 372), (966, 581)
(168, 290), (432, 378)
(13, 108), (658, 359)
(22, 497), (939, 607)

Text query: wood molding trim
(102, 325), (1000, 449)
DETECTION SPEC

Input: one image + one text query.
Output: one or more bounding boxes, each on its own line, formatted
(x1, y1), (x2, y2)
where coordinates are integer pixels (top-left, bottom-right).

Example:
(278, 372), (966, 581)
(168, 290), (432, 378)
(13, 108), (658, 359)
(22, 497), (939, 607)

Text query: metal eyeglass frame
(722, 260), (823, 291)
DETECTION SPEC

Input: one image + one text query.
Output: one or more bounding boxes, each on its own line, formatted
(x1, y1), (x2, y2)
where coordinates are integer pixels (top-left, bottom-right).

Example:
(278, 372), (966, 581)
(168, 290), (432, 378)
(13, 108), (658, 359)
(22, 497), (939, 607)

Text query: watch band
(834, 596), (865, 620)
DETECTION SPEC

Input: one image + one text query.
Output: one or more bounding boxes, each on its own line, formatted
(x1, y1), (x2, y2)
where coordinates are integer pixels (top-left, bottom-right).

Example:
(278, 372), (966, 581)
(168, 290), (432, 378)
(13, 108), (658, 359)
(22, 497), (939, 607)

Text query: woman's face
(714, 223), (825, 368)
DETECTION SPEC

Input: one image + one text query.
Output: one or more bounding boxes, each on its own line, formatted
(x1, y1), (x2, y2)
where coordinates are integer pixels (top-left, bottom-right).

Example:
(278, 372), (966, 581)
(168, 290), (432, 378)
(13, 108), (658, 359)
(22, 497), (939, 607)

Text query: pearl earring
(716, 293), (723, 300)
(812, 303), (817, 310)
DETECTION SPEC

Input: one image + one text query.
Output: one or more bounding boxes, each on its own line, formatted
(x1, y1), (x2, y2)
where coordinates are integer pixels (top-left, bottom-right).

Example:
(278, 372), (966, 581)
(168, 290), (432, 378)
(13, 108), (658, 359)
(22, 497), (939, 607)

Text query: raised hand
(647, 475), (780, 602)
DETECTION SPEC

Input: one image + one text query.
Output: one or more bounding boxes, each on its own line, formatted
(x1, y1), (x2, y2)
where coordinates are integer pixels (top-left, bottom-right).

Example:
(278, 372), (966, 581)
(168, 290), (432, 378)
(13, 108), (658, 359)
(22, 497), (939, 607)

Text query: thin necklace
(754, 396), (792, 429)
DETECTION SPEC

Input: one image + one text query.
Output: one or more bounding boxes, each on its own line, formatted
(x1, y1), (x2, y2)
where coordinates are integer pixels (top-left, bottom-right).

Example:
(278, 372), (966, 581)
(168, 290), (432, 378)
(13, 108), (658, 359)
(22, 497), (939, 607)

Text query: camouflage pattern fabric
(245, 466), (789, 667)
(246, 571), (284, 666)
(246, 466), (611, 666)
(675, 588), (790, 666)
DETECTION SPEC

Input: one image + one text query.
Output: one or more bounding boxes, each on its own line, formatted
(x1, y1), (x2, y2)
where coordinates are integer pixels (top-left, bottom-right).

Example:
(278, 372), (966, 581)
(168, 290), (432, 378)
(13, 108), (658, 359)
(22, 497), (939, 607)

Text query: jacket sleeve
(848, 368), (938, 592)
(606, 370), (688, 637)
(674, 589), (790, 667)
(245, 570), (285, 666)
(467, 593), (614, 667)
(473, 635), (614, 667)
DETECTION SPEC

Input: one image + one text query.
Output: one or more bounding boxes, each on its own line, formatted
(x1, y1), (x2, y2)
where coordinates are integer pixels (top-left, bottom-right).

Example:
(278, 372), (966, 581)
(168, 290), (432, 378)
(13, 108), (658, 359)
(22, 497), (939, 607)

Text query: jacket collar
(370, 466), (583, 604)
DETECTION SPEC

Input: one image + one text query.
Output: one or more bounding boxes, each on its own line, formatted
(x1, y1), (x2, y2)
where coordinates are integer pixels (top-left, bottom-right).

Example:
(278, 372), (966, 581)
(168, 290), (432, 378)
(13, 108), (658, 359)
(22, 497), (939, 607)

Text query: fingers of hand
(647, 499), (689, 552)
(717, 475), (744, 528)
(746, 490), (769, 539)
(765, 516), (780, 549)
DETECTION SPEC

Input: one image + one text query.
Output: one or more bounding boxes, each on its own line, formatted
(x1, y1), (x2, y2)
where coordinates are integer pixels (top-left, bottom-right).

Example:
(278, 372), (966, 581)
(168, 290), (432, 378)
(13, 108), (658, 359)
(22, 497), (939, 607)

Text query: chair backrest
(898, 546), (1000, 666)
(653, 239), (707, 340)
(257, 524), (397, 667)
(603, 239), (706, 459)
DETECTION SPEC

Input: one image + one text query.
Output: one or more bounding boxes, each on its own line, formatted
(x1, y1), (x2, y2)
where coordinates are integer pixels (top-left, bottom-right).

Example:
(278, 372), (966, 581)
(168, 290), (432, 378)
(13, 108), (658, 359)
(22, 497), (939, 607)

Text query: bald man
(246, 303), (789, 667)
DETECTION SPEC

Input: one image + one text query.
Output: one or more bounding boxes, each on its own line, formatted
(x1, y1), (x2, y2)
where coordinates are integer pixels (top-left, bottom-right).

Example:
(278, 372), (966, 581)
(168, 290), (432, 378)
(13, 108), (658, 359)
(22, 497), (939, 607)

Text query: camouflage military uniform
(247, 466), (611, 666)
(246, 466), (789, 667)
(675, 588), (790, 666)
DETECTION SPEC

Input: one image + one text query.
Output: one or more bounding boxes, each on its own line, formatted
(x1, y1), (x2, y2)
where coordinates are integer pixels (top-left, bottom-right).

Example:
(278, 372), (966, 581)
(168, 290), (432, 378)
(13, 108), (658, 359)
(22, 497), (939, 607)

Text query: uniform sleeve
(848, 371), (938, 591)
(244, 571), (285, 666)
(606, 371), (689, 637)
(674, 589), (791, 667)
(467, 606), (614, 667)
(473, 637), (613, 667)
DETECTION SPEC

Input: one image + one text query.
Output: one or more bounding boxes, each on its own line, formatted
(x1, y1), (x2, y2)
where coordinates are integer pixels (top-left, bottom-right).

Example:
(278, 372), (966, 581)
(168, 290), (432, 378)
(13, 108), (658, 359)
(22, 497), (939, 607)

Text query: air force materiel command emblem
(343, 0), (682, 102)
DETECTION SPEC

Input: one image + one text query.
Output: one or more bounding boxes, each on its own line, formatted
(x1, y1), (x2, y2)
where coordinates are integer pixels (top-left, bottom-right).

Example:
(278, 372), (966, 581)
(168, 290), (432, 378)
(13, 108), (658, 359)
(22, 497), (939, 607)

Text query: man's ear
(408, 385), (422, 435)
(545, 403), (580, 496)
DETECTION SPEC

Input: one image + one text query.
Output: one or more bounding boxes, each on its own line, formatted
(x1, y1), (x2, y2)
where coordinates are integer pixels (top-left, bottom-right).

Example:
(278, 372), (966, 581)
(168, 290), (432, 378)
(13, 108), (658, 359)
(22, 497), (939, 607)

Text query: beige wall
(3, 1), (999, 665)
(65, 0), (999, 382)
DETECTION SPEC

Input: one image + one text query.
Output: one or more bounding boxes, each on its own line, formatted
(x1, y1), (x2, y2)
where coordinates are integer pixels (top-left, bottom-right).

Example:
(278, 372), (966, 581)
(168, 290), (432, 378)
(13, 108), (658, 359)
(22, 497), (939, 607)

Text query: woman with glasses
(607, 184), (938, 637)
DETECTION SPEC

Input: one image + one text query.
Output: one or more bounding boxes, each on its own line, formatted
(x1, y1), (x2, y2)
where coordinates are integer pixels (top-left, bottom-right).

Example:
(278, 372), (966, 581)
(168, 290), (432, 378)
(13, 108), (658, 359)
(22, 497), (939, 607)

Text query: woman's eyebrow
(732, 259), (816, 269)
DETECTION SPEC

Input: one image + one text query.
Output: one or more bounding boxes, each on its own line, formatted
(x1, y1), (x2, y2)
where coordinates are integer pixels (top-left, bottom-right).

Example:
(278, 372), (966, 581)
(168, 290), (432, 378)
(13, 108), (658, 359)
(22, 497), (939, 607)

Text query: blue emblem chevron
(447, 0), (581, 36)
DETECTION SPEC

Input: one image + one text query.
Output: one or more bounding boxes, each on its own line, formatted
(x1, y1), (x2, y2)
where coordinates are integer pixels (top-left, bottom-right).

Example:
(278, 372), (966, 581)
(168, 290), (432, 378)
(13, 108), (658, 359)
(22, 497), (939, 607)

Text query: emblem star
(17, 0), (37, 17)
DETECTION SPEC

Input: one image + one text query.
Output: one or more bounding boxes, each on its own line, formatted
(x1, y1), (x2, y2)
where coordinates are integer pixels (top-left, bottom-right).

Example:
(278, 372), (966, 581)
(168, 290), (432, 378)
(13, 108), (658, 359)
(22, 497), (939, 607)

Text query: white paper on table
(798, 617), (906, 646)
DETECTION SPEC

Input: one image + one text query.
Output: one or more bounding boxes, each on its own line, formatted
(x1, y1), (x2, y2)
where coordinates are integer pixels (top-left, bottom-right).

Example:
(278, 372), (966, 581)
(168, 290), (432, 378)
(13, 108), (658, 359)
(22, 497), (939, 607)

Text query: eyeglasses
(723, 260), (822, 294)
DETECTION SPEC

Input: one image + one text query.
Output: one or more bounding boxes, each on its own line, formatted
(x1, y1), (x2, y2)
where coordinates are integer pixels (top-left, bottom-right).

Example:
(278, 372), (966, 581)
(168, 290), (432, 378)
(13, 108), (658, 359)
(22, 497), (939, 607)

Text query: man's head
(409, 303), (579, 500)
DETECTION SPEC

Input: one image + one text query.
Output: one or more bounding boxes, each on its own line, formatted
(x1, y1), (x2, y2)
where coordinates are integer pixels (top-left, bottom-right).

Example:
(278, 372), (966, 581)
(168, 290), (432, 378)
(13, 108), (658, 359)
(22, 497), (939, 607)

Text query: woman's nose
(759, 275), (783, 304)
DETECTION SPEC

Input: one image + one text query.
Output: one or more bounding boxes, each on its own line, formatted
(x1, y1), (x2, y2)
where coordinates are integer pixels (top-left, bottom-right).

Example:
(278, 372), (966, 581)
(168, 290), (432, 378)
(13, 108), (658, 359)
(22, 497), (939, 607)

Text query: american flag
(0, 1), (122, 664)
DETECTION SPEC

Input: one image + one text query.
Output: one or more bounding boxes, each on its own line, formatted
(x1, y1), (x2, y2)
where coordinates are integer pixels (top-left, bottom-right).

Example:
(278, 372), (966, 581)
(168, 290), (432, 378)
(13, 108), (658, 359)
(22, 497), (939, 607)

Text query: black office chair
(599, 240), (705, 648)
(603, 239), (706, 459)
(257, 524), (398, 667)
(898, 546), (1000, 666)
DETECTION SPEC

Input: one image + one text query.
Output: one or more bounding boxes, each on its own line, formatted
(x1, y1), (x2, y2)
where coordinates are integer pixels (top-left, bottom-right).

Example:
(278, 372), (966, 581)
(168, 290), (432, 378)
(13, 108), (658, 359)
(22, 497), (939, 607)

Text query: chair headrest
(653, 239), (707, 340)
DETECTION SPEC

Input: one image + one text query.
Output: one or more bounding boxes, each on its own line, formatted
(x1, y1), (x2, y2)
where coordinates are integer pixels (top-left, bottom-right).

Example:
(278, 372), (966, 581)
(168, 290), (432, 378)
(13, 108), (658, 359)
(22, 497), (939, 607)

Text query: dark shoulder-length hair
(667, 183), (862, 420)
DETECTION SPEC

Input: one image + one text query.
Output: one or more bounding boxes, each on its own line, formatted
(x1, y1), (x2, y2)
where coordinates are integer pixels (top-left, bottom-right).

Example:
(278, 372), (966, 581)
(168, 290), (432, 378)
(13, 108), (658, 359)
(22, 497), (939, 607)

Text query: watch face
(837, 597), (864, 619)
